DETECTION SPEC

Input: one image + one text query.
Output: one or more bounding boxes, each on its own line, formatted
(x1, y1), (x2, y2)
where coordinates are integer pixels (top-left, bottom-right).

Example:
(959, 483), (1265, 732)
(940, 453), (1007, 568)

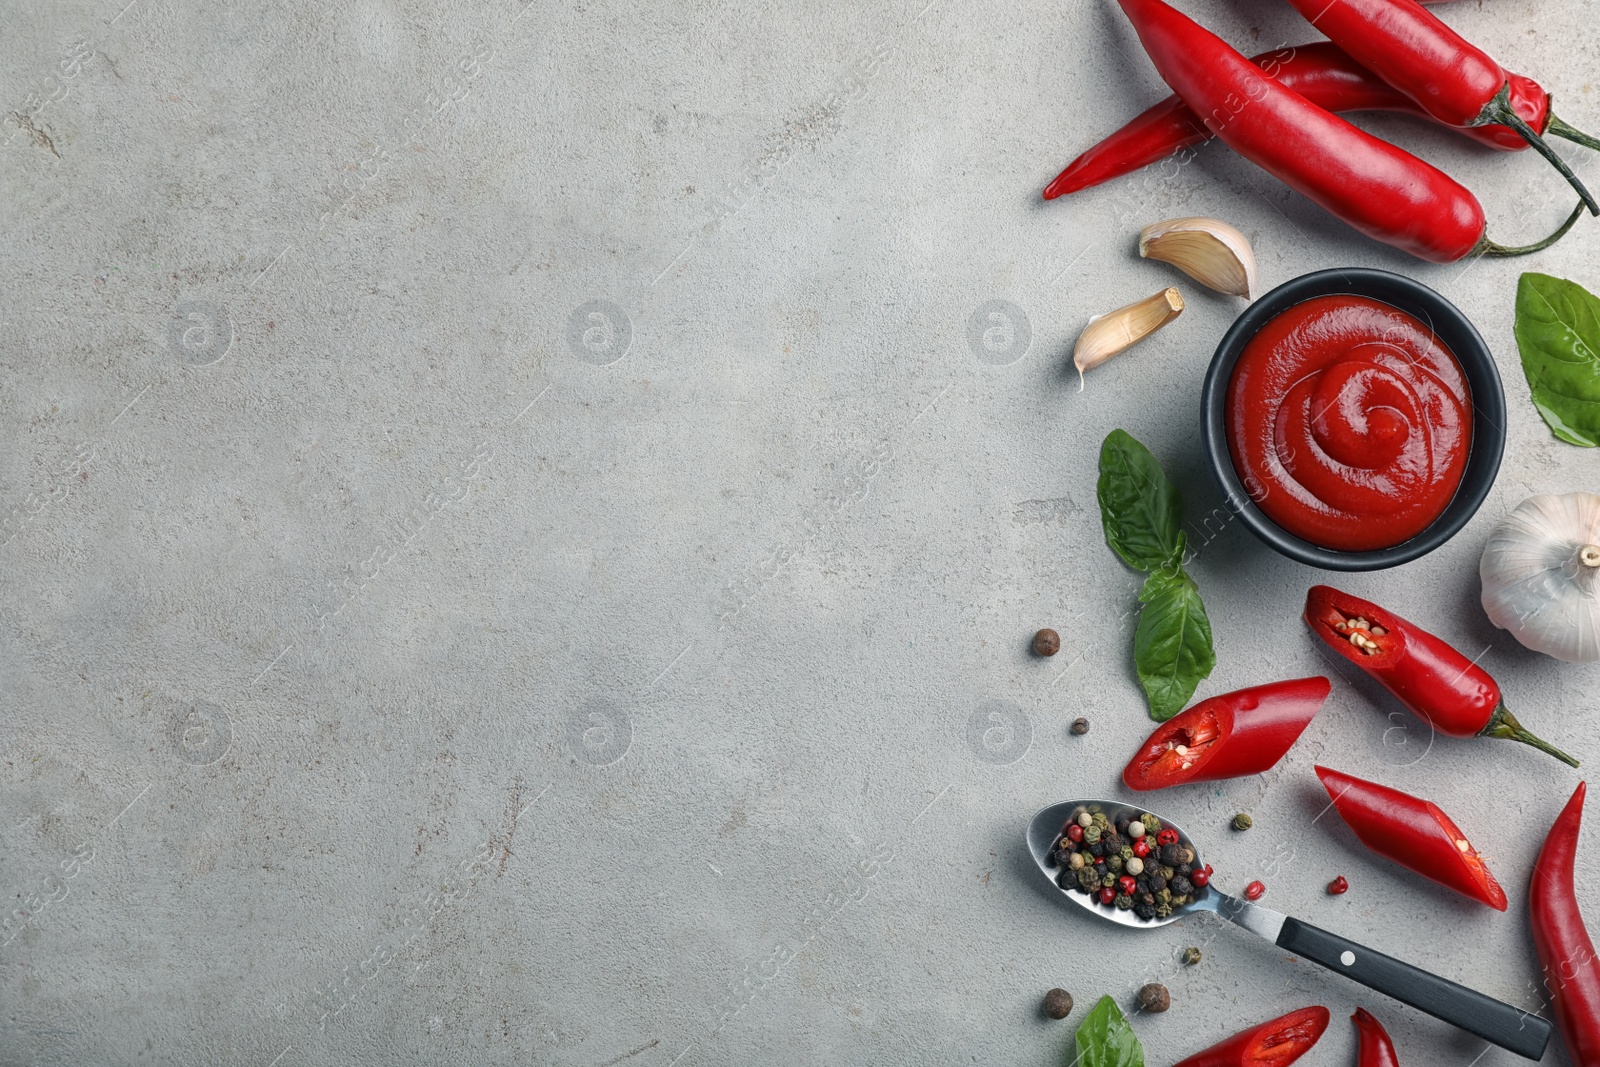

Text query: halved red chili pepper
(1044, 43), (1547, 198)
(1281, 0), (1599, 214)
(1114, 0), (1581, 262)
(1352, 1009), (1400, 1067)
(1529, 782), (1600, 1066)
(1172, 1006), (1331, 1067)
(1122, 677), (1331, 791)
(1304, 586), (1578, 767)
(1316, 765), (1508, 910)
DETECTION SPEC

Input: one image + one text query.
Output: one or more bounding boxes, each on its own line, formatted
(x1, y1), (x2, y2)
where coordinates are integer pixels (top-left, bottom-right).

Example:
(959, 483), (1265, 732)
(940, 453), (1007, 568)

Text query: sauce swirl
(1226, 295), (1471, 552)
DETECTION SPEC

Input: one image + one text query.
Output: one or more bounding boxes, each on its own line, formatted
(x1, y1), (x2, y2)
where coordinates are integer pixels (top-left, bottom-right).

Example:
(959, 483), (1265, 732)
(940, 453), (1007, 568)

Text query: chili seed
(1181, 947), (1202, 966)
(1043, 988), (1074, 1020)
(1328, 875), (1349, 895)
(1070, 717), (1090, 736)
(1232, 812), (1253, 832)
(1033, 629), (1061, 657)
(1137, 983), (1171, 1013)
(1245, 880), (1266, 901)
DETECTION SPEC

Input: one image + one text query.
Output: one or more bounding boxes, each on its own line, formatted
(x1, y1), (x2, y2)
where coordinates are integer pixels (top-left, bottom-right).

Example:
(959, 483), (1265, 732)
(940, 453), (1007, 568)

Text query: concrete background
(3, 0), (1598, 1063)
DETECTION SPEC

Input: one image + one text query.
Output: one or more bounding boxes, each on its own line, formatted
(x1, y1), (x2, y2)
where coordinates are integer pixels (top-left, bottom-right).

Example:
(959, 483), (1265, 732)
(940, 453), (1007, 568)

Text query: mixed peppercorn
(1048, 806), (1208, 920)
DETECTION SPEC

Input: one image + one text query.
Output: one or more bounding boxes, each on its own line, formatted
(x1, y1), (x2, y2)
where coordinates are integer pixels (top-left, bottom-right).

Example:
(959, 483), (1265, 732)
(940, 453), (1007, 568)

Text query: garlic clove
(1073, 287), (1184, 391)
(1139, 217), (1258, 300)
(1480, 492), (1600, 663)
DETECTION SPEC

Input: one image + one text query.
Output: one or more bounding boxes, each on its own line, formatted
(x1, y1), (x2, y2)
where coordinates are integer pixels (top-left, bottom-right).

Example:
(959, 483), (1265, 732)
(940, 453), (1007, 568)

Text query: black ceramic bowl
(1200, 268), (1505, 572)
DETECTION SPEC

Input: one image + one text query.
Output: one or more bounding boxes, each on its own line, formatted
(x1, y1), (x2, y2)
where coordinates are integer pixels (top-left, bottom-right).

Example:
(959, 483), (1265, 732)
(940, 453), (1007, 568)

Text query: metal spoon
(1027, 799), (1551, 1059)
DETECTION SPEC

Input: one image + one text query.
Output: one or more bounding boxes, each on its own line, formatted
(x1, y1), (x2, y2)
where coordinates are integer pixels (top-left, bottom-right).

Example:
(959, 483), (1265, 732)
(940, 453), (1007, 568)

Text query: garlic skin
(1073, 287), (1184, 391)
(1480, 492), (1600, 663)
(1139, 217), (1258, 300)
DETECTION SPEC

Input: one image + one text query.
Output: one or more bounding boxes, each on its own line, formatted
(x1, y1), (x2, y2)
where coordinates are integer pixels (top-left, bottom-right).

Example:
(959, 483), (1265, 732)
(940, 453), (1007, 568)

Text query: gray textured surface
(4, 0), (1599, 1064)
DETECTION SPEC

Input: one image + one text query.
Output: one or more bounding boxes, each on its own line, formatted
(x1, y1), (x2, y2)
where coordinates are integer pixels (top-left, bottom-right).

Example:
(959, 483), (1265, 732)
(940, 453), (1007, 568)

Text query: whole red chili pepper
(1172, 1007), (1331, 1067)
(1044, 43), (1547, 198)
(1281, 0), (1599, 213)
(1316, 765), (1508, 910)
(1304, 585), (1578, 766)
(1122, 676), (1331, 790)
(1352, 1009), (1401, 1067)
(1114, 0), (1582, 262)
(1529, 782), (1600, 1067)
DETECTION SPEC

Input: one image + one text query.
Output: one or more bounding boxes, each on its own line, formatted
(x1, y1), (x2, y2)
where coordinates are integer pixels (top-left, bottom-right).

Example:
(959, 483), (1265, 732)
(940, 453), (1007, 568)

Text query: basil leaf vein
(1097, 429), (1186, 571)
(1072, 995), (1144, 1067)
(1514, 272), (1600, 448)
(1134, 568), (1216, 722)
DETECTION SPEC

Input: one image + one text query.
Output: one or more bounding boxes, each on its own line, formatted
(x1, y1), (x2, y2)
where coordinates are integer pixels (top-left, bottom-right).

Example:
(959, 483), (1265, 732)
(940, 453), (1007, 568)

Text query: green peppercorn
(1091, 813), (1109, 831)
(1154, 900), (1172, 918)
(1233, 812), (1253, 832)
(1181, 947), (1202, 966)
(1083, 825), (1102, 844)
(1114, 893), (1133, 910)
(1140, 814), (1161, 834)
(1102, 872), (1116, 889)
(1105, 855), (1123, 874)
(1077, 868), (1099, 892)
(1159, 865), (1175, 880)
(1120, 845), (1134, 861)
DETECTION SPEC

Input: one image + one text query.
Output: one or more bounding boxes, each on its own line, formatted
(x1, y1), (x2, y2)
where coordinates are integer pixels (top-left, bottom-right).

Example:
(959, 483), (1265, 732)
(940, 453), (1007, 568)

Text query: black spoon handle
(1277, 917), (1551, 1059)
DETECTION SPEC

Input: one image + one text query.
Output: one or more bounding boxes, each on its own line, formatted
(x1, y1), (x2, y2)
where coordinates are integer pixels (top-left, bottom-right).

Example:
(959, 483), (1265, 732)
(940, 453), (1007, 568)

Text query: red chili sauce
(1226, 295), (1471, 552)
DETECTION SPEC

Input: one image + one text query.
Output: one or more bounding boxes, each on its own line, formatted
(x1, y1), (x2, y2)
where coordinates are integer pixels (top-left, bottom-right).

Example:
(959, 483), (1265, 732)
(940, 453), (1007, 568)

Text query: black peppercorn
(1033, 629), (1061, 657)
(1133, 901), (1157, 920)
(1089, 842), (1106, 858)
(1159, 844), (1183, 867)
(1137, 983), (1171, 1013)
(1170, 875), (1193, 896)
(1070, 717), (1089, 735)
(1147, 873), (1166, 893)
(1043, 987), (1073, 1019)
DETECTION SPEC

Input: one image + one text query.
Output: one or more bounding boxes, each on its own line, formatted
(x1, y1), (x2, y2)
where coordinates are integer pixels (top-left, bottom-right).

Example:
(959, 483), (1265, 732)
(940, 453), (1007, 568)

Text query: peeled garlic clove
(1139, 217), (1258, 300)
(1480, 492), (1600, 663)
(1073, 287), (1184, 391)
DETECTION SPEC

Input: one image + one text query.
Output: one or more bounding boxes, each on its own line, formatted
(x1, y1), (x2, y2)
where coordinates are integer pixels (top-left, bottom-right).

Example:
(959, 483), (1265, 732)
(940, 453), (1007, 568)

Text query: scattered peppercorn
(1033, 628), (1061, 656)
(1043, 988), (1074, 1019)
(1070, 717), (1089, 735)
(1232, 812), (1254, 832)
(1328, 875), (1349, 895)
(1245, 880), (1266, 901)
(1181, 947), (1202, 966)
(1137, 983), (1171, 1013)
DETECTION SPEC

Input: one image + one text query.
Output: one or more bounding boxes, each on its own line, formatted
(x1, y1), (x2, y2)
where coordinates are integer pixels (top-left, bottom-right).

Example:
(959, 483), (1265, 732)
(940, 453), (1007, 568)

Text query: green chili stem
(1479, 200), (1586, 258)
(1548, 113), (1600, 154)
(1481, 704), (1580, 768)
(1477, 85), (1600, 216)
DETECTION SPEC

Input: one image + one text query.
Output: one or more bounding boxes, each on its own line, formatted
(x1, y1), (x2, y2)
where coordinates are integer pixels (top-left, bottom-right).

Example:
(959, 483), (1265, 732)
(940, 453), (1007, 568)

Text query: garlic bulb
(1480, 492), (1600, 663)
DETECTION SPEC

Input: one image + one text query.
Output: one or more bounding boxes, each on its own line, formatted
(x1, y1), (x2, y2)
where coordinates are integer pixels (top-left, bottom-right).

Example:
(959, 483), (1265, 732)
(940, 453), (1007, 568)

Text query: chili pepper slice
(1529, 782), (1600, 1067)
(1352, 1009), (1401, 1067)
(1044, 43), (1547, 198)
(1315, 765), (1508, 910)
(1281, 0), (1599, 214)
(1304, 585), (1578, 766)
(1171, 1006), (1331, 1067)
(1122, 677), (1331, 790)
(1114, 0), (1582, 262)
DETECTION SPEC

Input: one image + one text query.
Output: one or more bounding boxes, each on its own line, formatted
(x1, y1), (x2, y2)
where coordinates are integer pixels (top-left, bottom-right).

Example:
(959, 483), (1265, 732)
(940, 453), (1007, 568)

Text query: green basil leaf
(1072, 995), (1144, 1067)
(1097, 430), (1186, 571)
(1514, 272), (1600, 448)
(1134, 568), (1215, 722)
